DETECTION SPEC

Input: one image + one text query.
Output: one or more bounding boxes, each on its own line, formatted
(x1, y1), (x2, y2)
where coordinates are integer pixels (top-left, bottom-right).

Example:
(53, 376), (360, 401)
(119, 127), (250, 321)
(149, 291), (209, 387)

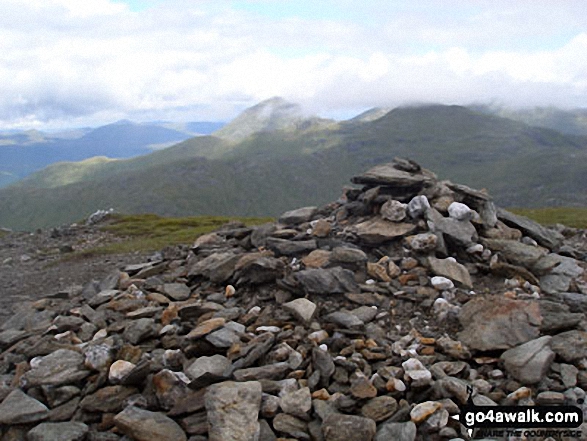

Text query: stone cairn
(0, 158), (586, 441)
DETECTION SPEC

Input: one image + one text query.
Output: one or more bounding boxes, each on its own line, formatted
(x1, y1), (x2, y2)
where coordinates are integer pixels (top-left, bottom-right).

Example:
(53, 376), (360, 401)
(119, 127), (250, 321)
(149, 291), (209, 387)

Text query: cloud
(0, 0), (586, 129)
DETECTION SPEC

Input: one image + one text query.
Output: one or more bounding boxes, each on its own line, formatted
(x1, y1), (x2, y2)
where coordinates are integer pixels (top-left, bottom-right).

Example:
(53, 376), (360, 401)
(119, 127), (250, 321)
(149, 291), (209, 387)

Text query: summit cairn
(0, 158), (586, 440)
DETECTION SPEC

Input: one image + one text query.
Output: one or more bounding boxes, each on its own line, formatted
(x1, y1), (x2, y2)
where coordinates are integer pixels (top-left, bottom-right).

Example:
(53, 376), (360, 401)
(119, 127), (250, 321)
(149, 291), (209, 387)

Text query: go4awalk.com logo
(453, 387), (584, 439)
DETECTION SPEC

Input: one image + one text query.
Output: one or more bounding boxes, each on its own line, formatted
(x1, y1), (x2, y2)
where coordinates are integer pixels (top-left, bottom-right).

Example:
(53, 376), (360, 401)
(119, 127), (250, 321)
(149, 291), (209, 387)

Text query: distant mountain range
(0, 99), (586, 230)
(0, 120), (225, 187)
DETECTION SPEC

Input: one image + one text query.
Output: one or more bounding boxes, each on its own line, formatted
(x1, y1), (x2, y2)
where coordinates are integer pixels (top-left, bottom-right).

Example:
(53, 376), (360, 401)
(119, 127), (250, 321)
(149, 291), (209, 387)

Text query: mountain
(213, 97), (335, 142)
(348, 107), (392, 122)
(473, 105), (587, 136)
(0, 120), (224, 187)
(1, 103), (586, 230)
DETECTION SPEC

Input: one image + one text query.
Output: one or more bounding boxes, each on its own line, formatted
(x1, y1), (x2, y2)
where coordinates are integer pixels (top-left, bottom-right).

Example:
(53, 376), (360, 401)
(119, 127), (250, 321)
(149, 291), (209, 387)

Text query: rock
(350, 375), (378, 398)
(361, 396), (398, 422)
(283, 298), (317, 323)
(375, 422), (417, 441)
(114, 405), (187, 441)
(560, 364), (579, 388)
(186, 354), (231, 381)
(324, 311), (364, 329)
(551, 330), (587, 362)
(109, 360), (136, 383)
(407, 195), (431, 219)
(23, 349), (90, 387)
(351, 163), (433, 188)
(188, 252), (240, 283)
(0, 388), (49, 425)
(380, 200), (407, 222)
(233, 362), (290, 382)
(80, 385), (137, 413)
(427, 209), (477, 247)
(331, 246), (368, 264)
(279, 206), (318, 225)
(280, 387), (312, 418)
(322, 414), (377, 441)
(410, 401), (442, 424)
(293, 267), (359, 295)
(483, 239), (548, 269)
(500, 336), (555, 384)
(536, 391), (566, 405)
(497, 208), (563, 249)
(352, 217), (416, 245)
(26, 422), (88, 441)
(206, 327), (241, 348)
(448, 202), (472, 221)
(266, 238), (317, 256)
(406, 233), (438, 253)
(428, 257), (472, 288)
(205, 381), (263, 441)
(301, 249), (331, 268)
(312, 219), (332, 237)
(402, 358), (432, 387)
(273, 413), (309, 440)
(160, 283), (191, 301)
(123, 318), (157, 345)
(539, 300), (583, 333)
(186, 317), (226, 340)
(431, 277), (454, 290)
(458, 296), (541, 351)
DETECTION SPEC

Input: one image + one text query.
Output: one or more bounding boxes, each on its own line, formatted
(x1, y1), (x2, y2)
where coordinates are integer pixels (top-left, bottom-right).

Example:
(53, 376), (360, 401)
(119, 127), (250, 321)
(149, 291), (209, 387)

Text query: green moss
(70, 213), (272, 258)
(510, 207), (587, 229)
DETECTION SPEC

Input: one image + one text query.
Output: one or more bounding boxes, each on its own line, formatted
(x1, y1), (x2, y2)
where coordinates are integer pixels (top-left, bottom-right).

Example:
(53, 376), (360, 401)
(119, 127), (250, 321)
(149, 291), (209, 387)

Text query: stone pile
(1, 158), (586, 441)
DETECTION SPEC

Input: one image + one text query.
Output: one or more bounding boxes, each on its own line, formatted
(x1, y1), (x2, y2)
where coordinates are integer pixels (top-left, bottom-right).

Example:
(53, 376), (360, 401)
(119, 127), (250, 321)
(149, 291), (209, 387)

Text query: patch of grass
(74, 213), (273, 257)
(510, 207), (587, 229)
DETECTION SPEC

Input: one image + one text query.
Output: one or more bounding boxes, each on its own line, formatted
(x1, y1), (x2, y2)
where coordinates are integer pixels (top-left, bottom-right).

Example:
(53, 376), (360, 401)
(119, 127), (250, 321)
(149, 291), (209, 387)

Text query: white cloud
(0, 0), (586, 129)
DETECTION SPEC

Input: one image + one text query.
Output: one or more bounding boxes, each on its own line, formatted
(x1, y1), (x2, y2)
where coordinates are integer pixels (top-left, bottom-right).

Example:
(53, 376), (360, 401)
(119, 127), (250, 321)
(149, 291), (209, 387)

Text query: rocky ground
(0, 158), (586, 441)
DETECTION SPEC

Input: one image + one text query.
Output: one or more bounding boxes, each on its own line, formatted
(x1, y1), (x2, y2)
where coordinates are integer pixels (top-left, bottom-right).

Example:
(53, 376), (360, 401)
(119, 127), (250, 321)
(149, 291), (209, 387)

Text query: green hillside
(1, 104), (586, 231)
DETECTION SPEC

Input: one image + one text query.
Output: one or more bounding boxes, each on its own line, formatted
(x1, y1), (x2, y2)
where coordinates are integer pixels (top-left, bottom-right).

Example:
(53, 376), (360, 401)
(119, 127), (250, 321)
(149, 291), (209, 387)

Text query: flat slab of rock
(551, 330), (587, 362)
(283, 298), (317, 323)
(23, 349), (90, 387)
(114, 405), (187, 441)
(352, 217), (416, 245)
(497, 208), (563, 249)
(501, 336), (554, 384)
(188, 252), (240, 283)
(458, 296), (541, 351)
(206, 381), (263, 441)
(428, 257), (472, 288)
(27, 422), (88, 441)
(293, 267), (359, 295)
(375, 421), (416, 441)
(351, 163), (432, 188)
(279, 206), (317, 225)
(0, 389), (49, 425)
(322, 413), (376, 441)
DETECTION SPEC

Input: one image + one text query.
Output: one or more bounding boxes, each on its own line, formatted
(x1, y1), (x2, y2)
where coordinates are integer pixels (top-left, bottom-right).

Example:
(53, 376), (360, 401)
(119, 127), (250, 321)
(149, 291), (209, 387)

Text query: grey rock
(206, 327), (241, 348)
(259, 419), (277, 441)
(361, 396), (398, 422)
(266, 238), (317, 256)
(560, 364), (579, 388)
(0, 329), (28, 347)
(27, 422), (88, 441)
(206, 381), (263, 441)
(23, 349), (90, 387)
(375, 421), (416, 441)
(551, 330), (587, 362)
(501, 336), (555, 384)
(448, 202), (473, 221)
(539, 300), (583, 333)
(427, 208), (477, 247)
(458, 296), (541, 351)
(186, 355), (231, 381)
(380, 200), (407, 222)
(123, 318), (156, 345)
(80, 385), (138, 413)
(280, 386), (312, 418)
(330, 246), (368, 263)
(114, 405), (187, 441)
(233, 362), (290, 382)
(273, 413), (309, 440)
(407, 195), (431, 219)
(293, 267), (359, 295)
(428, 257), (472, 288)
(324, 311), (364, 329)
(352, 217), (416, 244)
(406, 233), (438, 253)
(351, 305), (379, 323)
(161, 283), (191, 301)
(555, 292), (587, 312)
(322, 413), (376, 441)
(283, 298), (317, 323)
(234, 255), (285, 285)
(312, 347), (335, 386)
(0, 388), (49, 425)
(351, 163), (433, 188)
(279, 206), (317, 225)
(483, 239), (548, 269)
(188, 252), (240, 283)
(497, 208), (563, 249)
(42, 385), (81, 408)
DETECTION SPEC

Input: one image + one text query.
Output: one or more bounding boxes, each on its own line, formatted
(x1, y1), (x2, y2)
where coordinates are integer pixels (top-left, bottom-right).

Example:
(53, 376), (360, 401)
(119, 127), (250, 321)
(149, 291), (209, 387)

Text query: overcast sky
(1, 0), (586, 129)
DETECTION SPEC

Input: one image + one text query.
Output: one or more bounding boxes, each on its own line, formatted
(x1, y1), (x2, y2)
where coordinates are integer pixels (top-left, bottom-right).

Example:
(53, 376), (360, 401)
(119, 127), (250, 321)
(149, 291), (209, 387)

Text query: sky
(1, 0), (587, 130)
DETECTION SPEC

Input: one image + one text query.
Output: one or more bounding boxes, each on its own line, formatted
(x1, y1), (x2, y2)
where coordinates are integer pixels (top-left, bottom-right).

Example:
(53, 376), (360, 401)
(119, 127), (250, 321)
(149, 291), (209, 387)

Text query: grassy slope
(510, 207), (587, 229)
(1, 105), (586, 230)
